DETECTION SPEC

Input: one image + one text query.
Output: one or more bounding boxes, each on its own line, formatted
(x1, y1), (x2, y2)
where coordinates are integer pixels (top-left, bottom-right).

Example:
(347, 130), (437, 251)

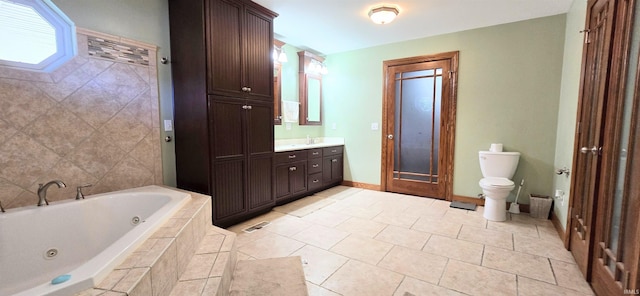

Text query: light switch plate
(371, 122), (379, 130)
(164, 120), (173, 132)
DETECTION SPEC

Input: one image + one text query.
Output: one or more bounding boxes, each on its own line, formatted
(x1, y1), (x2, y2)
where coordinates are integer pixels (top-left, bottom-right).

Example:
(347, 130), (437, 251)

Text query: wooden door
(381, 52), (458, 200)
(569, 0), (616, 277)
(590, 0), (640, 293)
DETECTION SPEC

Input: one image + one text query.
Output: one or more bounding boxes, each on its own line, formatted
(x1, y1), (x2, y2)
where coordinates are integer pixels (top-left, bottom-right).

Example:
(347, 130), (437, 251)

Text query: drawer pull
(332, 159), (338, 163)
(312, 164), (319, 168)
(288, 155), (296, 159)
(312, 152), (319, 155)
(331, 149), (337, 153)
(312, 179), (319, 183)
(289, 166), (297, 171)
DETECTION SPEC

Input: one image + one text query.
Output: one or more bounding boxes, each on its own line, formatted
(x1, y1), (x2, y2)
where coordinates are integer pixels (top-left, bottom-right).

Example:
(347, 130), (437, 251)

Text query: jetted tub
(0, 185), (190, 296)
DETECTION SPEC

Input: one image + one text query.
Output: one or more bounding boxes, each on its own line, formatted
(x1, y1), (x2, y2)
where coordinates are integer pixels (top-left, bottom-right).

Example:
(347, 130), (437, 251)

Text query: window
(0, 0), (76, 72)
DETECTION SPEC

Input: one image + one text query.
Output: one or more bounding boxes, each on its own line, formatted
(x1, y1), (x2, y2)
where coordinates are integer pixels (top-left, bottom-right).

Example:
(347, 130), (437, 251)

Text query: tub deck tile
(75, 192), (233, 296)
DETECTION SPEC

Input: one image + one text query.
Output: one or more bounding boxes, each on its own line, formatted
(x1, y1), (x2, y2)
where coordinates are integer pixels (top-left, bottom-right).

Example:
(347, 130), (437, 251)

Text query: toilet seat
(479, 177), (514, 189)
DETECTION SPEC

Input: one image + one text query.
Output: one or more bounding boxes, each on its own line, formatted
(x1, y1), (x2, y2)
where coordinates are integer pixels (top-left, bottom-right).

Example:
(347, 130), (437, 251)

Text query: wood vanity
(274, 145), (344, 204)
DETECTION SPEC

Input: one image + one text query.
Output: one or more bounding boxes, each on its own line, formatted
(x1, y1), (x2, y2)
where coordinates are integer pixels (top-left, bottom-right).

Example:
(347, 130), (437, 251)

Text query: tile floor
(227, 186), (594, 296)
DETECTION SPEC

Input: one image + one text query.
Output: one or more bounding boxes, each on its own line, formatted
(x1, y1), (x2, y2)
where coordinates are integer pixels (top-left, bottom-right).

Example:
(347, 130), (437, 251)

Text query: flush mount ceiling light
(368, 5), (399, 25)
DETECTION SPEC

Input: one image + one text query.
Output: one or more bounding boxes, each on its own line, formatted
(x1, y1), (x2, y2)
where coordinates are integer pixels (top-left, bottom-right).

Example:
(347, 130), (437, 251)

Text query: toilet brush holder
(508, 202), (520, 214)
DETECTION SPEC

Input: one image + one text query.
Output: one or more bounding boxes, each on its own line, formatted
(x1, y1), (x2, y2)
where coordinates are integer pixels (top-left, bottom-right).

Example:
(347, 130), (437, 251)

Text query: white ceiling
(252, 0), (574, 55)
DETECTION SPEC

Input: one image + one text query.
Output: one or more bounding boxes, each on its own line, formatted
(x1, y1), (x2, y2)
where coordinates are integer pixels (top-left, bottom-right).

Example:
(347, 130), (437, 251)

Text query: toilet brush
(508, 179), (525, 214)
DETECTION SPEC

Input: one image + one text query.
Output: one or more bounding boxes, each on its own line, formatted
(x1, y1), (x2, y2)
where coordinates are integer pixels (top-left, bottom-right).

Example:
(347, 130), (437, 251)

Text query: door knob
(580, 146), (598, 155)
(387, 134), (394, 140)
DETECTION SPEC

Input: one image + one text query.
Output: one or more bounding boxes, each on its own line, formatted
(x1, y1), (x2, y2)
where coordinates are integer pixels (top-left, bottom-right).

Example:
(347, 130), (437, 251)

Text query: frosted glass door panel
(393, 68), (443, 183)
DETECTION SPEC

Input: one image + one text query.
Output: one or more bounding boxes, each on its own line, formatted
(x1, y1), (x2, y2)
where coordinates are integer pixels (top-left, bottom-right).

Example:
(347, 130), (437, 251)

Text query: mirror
(298, 51), (325, 125)
(306, 76), (321, 122)
(273, 39), (285, 125)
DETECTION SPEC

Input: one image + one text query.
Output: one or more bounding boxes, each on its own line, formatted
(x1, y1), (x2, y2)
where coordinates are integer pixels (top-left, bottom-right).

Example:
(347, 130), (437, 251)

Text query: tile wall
(0, 28), (162, 209)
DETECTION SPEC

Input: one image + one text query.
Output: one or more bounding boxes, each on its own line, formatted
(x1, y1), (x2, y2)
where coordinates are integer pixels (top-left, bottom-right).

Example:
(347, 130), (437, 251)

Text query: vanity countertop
(274, 137), (345, 152)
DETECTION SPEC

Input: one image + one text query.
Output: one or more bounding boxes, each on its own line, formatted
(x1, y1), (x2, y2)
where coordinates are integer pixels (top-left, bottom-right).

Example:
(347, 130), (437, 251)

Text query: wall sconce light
(368, 5), (399, 24)
(308, 58), (328, 75)
(273, 43), (288, 64)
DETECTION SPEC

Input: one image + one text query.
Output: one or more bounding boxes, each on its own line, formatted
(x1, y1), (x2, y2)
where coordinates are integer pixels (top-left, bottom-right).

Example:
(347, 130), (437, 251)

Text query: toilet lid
(479, 177), (514, 188)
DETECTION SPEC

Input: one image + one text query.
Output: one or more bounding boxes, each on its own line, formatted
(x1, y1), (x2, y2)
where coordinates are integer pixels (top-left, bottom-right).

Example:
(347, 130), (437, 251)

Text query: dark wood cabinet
(307, 148), (323, 191)
(169, 0), (277, 227)
(274, 146), (343, 204)
(207, 0), (273, 101)
(275, 151), (308, 201)
(322, 146), (343, 186)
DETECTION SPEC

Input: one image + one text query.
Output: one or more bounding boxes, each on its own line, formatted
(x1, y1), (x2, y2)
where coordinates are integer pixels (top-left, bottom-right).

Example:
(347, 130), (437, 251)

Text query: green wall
(323, 15), (567, 202)
(52, 0), (177, 187)
(553, 0), (588, 230)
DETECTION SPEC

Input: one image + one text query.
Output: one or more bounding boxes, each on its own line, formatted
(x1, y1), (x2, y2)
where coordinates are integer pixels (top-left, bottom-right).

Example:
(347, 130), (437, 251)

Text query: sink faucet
(37, 180), (66, 206)
(0, 200), (5, 213)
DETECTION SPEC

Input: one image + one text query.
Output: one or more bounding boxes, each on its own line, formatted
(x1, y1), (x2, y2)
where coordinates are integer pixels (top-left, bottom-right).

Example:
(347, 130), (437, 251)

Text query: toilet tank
(479, 151), (520, 178)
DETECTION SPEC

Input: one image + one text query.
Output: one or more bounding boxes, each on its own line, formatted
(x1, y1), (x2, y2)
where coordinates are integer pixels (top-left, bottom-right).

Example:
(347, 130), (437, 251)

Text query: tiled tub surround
(0, 28), (163, 210)
(275, 137), (345, 152)
(2, 186), (190, 296)
(75, 187), (238, 296)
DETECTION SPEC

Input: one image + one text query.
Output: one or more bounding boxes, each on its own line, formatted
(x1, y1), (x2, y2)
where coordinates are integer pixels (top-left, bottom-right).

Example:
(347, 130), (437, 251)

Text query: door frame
(380, 51), (459, 201)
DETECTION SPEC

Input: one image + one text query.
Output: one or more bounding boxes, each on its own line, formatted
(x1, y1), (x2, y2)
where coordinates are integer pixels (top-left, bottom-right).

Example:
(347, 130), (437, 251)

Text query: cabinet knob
(289, 166), (297, 171)
(332, 159), (338, 163)
(312, 152), (319, 155)
(242, 105), (253, 110)
(241, 86), (252, 92)
(312, 179), (319, 183)
(312, 164), (319, 168)
(288, 155), (296, 159)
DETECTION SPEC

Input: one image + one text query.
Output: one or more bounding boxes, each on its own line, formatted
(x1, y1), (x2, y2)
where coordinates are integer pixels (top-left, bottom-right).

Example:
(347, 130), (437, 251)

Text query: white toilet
(478, 150), (520, 221)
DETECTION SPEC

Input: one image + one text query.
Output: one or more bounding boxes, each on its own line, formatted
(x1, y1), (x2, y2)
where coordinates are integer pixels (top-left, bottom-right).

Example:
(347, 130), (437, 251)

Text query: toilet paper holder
(555, 167), (571, 176)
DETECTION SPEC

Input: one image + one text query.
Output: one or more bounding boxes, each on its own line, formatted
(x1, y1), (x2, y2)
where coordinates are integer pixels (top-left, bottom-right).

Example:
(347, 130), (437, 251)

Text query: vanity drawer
(323, 146), (343, 156)
(308, 173), (323, 191)
(307, 148), (323, 159)
(275, 151), (307, 163)
(308, 158), (322, 174)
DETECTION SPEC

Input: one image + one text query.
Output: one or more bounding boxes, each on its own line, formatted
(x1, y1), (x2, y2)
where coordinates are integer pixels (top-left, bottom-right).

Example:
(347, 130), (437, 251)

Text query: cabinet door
(246, 101), (274, 209)
(248, 155), (273, 210)
(323, 155), (343, 185)
(290, 162), (307, 195)
(275, 164), (292, 199)
(246, 101), (273, 156)
(243, 6), (274, 101)
(210, 98), (245, 159)
(213, 160), (246, 220)
(207, 0), (243, 96)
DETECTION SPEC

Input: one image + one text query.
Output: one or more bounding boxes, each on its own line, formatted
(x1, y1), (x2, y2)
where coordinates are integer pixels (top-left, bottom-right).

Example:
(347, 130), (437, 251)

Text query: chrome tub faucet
(37, 180), (66, 206)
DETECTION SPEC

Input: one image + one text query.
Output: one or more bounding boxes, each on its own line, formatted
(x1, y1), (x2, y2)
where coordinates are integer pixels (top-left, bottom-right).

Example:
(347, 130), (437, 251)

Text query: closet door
(569, 0), (616, 277)
(591, 0), (640, 293)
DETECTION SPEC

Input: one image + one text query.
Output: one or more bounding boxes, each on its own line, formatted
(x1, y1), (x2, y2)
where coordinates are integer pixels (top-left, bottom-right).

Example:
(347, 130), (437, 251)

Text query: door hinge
(580, 29), (591, 44)
(448, 71), (454, 79)
(577, 121), (581, 134)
